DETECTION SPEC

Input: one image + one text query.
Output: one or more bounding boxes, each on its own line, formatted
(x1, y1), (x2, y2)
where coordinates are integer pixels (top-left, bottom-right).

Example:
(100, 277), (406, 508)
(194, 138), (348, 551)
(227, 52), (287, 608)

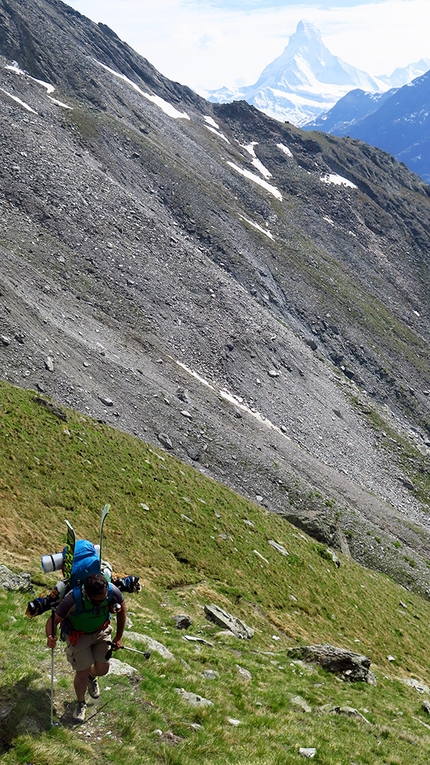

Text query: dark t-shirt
(56, 583), (124, 620)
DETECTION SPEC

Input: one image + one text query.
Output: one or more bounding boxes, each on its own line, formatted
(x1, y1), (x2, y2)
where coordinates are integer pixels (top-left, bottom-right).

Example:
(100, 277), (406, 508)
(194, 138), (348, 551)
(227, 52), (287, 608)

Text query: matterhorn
(207, 20), (427, 125)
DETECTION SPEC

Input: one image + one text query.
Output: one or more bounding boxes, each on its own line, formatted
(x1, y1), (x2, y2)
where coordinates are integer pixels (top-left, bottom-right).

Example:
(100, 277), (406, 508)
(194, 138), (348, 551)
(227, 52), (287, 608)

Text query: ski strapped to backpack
(99, 503), (110, 564)
(26, 505), (141, 618)
(63, 519), (76, 583)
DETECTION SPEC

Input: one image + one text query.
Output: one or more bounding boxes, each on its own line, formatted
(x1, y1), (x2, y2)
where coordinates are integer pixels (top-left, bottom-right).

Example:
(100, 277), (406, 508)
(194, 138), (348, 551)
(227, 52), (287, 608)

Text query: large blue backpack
(66, 539), (101, 588)
(62, 539), (115, 622)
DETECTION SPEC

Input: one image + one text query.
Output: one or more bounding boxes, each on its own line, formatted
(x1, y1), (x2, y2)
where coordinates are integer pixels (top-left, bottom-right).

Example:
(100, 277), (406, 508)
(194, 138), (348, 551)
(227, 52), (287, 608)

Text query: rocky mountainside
(0, 0), (430, 593)
(305, 71), (430, 183)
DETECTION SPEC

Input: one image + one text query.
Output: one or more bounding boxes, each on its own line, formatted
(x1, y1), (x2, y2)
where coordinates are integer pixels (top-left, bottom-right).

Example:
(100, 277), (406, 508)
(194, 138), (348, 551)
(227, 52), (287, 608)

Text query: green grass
(2, 380), (430, 763)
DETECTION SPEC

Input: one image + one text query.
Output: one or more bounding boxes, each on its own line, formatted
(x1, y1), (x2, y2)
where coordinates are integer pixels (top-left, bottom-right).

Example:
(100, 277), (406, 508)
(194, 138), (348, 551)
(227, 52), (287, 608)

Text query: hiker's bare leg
(74, 667), (91, 702)
(90, 661), (110, 677)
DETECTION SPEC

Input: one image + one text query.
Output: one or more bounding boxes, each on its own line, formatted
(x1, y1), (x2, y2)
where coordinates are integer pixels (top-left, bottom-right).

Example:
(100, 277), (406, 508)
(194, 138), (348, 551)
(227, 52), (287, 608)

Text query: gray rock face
(157, 433), (173, 451)
(44, 355), (54, 372)
(299, 746), (317, 760)
(99, 396), (114, 407)
(108, 657), (140, 678)
(236, 665), (252, 682)
(175, 688), (213, 707)
(331, 706), (371, 724)
(0, 565), (33, 592)
(268, 540), (289, 557)
(325, 548), (341, 568)
(124, 631), (174, 660)
(291, 695), (312, 713)
(202, 670), (219, 680)
(204, 604), (254, 639)
(287, 644), (376, 684)
(34, 396), (68, 421)
(299, 748), (317, 759)
(173, 614), (192, 629)
(281, 511), (350, 554)
(183, 635), (215, 647)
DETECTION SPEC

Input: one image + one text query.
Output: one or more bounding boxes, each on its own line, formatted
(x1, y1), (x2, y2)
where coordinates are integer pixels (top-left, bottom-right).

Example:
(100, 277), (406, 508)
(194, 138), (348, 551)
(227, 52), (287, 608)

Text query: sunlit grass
(2, 380), (430, 763)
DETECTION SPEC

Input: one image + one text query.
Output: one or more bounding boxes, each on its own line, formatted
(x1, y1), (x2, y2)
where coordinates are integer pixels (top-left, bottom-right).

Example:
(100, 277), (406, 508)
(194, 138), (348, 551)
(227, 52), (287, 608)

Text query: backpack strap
(107, 583), (115, 607)
(61, 583), (116, 639)
(73, 582), (115, 615)
(73, 584), (84, 615)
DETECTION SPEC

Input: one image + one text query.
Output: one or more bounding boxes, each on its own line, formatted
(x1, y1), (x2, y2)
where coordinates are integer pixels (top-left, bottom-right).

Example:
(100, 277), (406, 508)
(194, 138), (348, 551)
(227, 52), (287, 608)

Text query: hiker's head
(84, 573), (108, 602)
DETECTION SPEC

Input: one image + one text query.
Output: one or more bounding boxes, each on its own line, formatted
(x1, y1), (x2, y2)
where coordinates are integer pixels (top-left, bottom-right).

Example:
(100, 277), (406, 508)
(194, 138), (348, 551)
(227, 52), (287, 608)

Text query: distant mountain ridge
(305, 71), (430, 183)
(378, 58), (430, 87)
(207, 20), (430, 127)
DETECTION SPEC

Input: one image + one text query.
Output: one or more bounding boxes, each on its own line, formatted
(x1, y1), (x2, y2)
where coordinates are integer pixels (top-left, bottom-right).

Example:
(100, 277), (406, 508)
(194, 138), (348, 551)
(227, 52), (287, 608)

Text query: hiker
(46, 572), (126, 723)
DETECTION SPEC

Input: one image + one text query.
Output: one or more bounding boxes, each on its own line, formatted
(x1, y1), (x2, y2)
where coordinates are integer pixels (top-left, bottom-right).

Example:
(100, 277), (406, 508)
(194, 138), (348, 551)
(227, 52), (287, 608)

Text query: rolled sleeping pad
(41, 545), (101, 573)
(41, 552), (64, 573)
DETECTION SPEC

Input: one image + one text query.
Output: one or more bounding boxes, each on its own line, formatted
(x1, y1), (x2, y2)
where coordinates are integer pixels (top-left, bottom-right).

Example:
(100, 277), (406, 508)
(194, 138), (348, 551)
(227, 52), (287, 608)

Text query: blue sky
(66, 0), (430, 93)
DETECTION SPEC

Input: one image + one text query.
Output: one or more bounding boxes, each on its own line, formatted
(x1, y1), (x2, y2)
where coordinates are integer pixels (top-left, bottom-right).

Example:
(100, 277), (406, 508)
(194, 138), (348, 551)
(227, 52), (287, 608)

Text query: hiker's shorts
(65, 624), (112, 671)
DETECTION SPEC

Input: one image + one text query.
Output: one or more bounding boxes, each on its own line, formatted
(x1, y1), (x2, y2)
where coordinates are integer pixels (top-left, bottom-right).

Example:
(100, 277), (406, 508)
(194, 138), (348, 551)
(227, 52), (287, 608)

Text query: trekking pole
(84, 700), (112, 723)
(118, 645), (151, 659)
(50, 606), (56, 726)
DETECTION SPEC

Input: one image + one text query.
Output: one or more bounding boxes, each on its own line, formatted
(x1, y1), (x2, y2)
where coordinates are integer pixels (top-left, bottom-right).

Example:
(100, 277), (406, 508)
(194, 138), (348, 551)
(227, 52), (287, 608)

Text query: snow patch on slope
(0, 88), (37, 113)
(321, 173), (357, 189)
(239, 215), (274, 240)
(227, 162), (282, 200)
(204, 116), (230, 143)
(176, 362), (289, 440)
(242, 142), (272, 179)
(277, 143), (293, 158)
(5, 63), (55, 93)
(96, 61), (190, 120)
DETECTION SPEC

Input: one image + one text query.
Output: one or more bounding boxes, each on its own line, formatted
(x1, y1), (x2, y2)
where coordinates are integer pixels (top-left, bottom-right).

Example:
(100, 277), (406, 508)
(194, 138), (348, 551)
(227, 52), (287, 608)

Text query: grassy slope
(1, 380), (430, 763)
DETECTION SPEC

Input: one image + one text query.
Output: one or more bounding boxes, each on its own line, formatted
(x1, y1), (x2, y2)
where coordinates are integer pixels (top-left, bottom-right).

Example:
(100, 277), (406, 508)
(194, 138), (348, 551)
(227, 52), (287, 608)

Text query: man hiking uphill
(46, 572), (126, 723)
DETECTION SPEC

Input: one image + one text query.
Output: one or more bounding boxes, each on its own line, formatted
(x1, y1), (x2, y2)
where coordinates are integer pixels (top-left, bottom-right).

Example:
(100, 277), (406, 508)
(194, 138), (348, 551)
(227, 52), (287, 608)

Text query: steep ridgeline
(0, 0), (429, 592)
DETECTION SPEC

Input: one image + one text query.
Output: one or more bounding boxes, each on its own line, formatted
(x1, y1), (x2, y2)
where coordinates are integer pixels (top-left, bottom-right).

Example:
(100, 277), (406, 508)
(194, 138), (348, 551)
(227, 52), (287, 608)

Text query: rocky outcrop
(280, 511), (350, 556)
(175, 688), (213, 707)
(204, 604), (254, 639)
(0, 565), (33, 593)
(288, 644), (376, 684)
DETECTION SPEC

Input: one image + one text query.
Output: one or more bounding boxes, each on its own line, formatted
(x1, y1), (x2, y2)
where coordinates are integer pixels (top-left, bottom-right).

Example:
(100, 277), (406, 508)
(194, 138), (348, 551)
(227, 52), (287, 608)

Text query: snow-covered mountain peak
(286, 18), (323, 50)
(378, 58), (430, 88)
(296, 19), (319, 36)
(207, 20), (422, 126)
(256, 20), (344, 86)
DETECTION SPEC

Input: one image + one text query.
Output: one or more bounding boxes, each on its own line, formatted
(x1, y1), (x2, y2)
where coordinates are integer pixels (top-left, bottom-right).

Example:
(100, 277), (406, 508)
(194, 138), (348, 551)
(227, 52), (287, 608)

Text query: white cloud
(66, 1), (430, 93)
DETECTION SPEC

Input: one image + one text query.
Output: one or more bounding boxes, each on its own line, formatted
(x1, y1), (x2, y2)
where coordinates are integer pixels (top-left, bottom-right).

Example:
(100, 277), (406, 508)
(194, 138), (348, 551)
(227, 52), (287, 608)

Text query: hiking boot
(87, 674), (100, 699)
(73, 701), (87, 723)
